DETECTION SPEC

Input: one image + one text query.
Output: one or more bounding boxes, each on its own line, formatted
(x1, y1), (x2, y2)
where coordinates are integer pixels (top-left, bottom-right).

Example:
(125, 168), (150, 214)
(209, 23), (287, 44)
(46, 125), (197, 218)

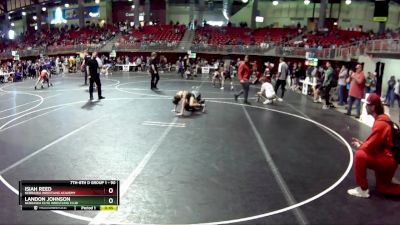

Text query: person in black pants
(234, 55), (251, 104)
(322, 61), (335, 109)
(274, 58), (288, 102)
(87, 52), (105, 101)
(149, 52), (160, 90)
(82, 51), (90, 85)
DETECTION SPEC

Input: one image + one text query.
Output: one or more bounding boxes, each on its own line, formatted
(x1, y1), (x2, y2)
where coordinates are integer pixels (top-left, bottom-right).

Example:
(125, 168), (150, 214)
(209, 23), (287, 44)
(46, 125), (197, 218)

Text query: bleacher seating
(294, 30), (371, 48)
(193, 26), (298, 46)
(0, 24), (118, 53)
(118, 24), (186, 44)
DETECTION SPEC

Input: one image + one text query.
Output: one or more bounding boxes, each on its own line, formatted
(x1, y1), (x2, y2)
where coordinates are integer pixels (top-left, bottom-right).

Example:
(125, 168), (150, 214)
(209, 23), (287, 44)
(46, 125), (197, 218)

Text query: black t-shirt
(87, 58), (99, 77)
(83, 56), (91, 66)
(149, 58), (158, 74)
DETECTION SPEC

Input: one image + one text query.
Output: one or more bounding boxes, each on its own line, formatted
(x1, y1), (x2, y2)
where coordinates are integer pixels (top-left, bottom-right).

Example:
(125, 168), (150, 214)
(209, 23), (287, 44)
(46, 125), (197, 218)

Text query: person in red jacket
(345, 63), (365, 118)
(234, 55), (251, 104)
(348, 93), (400, 198)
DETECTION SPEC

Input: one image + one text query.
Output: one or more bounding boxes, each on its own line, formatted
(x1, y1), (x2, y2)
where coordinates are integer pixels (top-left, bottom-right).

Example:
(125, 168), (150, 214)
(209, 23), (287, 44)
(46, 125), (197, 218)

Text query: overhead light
(131, 5), (135, 9)
(129, 0), (132, 1)
(272, 1), (279, 6)
(95, 0), (100, 4)
(22, 11), (26, 16)
(304, 0), (310, 5)
(139, 15), (144, 21)
(11, 23), (15, 27)
(345, 0), (351, 5)
(207, 21), (224, 26)
(8, 30), (16, 40)
(333, 22), (338, 26)
(35, 26), (38, 30)
(255, 16), (264, 23)
(42, 7), (47, 11)
(65, 3), (70, 8)
(89, 12), (100, 17)
(33, 15), (37, 20)
(242, 0), (248, 3)
(8, 16), (11, 20)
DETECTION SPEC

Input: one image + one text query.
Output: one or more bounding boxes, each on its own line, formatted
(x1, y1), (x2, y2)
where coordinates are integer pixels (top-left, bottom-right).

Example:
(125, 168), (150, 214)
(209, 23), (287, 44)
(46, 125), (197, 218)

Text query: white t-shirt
(395, 82), (400, 95)
(261, 82), (276, 98)
(96, 57), (103, 68)
(278, 62), (283, 73)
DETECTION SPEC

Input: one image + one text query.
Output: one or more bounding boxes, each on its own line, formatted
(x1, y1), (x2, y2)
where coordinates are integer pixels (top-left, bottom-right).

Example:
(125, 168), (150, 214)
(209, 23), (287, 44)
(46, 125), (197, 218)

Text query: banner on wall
(53, 6), (100, 20)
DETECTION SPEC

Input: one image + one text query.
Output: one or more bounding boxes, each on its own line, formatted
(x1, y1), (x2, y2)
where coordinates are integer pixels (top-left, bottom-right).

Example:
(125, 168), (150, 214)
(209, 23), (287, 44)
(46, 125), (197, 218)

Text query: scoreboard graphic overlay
(19, 180), (119, 211)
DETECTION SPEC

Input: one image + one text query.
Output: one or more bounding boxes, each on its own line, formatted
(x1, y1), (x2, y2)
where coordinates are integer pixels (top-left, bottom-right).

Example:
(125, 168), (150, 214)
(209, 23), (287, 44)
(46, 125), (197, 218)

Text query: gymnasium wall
(359, 55), (400, 95)
(229, 0), (400, 32)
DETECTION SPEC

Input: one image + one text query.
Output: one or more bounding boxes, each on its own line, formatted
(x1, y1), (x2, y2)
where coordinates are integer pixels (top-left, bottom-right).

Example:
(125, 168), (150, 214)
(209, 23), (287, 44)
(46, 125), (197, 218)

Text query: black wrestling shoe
(99, 96), (105, 100)
(234, 94), (238, 102)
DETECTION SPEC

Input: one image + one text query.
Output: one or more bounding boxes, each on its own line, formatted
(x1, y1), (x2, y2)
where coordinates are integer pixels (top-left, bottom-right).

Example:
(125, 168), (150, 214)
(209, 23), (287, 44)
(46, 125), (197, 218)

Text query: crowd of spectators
(115, 24), (186, 50)
(2, 21), (400, 58)
(0, 23), (118, 54)
(192, 24), (298, 52)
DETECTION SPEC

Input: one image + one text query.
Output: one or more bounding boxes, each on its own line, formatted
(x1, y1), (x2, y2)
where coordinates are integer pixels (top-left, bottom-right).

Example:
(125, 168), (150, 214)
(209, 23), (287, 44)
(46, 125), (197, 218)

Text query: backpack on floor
(381, 120), (400, 164)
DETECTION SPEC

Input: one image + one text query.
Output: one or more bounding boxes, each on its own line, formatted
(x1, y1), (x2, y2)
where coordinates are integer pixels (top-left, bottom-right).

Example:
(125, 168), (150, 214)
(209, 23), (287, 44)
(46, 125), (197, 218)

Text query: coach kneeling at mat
(348, 93), (400, 198)
(256, 77), (277, 105)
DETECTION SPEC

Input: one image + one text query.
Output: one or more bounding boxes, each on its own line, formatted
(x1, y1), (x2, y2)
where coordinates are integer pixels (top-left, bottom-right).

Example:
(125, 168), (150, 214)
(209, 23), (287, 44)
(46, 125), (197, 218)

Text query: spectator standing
(322, 61), (335, 109)
(274, 58), (288, 102)
(338, 65), (348, 105)
(82, 51), (90, 85)
(394, 79), (400, 123)
(346, 63), (365, 119)
(365, 72), (373, 94)
(385, 76), (396, 107)
(370, 72), (377, 93)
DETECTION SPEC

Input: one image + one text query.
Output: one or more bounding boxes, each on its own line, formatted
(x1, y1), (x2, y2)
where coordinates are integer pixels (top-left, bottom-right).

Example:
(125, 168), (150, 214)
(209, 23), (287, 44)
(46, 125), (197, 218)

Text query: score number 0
(107, 188), (115, 204)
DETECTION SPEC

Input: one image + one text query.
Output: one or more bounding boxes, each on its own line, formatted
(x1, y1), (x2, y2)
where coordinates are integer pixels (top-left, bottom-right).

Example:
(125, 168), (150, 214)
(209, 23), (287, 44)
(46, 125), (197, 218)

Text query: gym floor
(0, 72), (399, 225)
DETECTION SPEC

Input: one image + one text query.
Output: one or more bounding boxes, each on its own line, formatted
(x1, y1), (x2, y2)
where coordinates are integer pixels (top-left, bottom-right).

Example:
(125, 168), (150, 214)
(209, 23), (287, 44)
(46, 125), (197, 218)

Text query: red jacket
(238, 62), (251, 81)
(359, 114), (393, 157)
